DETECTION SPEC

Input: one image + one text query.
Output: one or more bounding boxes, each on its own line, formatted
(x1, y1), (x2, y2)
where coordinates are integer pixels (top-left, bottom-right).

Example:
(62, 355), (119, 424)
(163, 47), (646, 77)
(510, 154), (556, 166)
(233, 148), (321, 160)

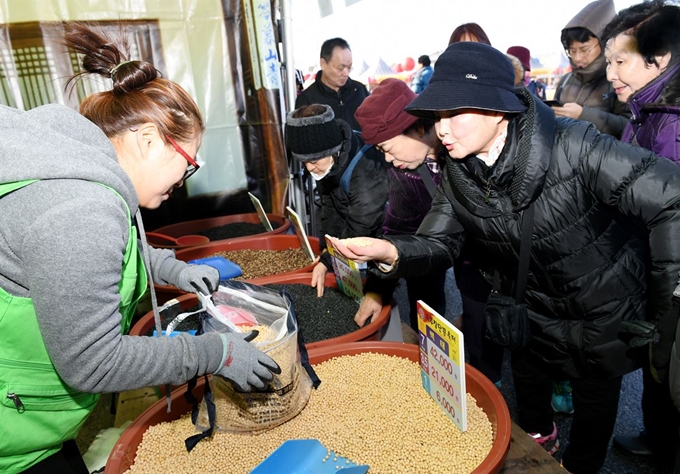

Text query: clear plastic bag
(196, 281), (313, 433)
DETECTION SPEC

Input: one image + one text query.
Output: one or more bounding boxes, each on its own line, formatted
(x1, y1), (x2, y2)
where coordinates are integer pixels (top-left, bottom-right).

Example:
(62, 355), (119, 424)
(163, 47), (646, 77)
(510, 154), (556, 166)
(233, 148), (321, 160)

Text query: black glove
(620, 320), (658, 349)
(215, 331), (281, 392)
(621, 296), (680, 383)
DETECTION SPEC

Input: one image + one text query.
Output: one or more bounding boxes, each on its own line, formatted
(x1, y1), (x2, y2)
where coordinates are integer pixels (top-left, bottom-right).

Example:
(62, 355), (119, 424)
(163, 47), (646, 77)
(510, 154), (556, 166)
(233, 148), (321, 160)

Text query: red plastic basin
(147, 213), (289, 249)
(153, 234), (320, 305)
(105, 342), (511, 474)
(135, 275), (390, 349)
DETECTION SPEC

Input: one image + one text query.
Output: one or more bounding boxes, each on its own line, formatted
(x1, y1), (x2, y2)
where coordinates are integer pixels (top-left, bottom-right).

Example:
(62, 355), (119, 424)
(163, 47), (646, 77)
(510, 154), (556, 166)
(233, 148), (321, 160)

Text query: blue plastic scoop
(250, 439), (369, 474)
(188, 256), (242, 280)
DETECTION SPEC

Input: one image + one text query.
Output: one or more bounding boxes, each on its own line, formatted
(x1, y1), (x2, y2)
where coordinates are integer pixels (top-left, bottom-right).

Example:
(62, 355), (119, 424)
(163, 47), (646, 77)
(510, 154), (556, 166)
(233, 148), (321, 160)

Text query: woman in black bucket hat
(328, 41), (680, 474)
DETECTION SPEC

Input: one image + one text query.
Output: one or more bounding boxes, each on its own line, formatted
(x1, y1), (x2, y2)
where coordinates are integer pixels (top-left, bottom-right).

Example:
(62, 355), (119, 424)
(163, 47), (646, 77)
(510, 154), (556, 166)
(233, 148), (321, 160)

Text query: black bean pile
(143, 304), (206, 337)
(212, 249), (311, 280)
(197, 222), (281, 241)
(265, 283), (361, 343)
(142, 284), (363, 344)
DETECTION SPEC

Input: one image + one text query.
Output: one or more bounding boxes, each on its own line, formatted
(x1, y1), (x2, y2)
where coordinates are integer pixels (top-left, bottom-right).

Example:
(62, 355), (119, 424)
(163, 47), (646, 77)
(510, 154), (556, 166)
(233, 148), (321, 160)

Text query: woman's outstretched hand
(325, 235), (399, 265)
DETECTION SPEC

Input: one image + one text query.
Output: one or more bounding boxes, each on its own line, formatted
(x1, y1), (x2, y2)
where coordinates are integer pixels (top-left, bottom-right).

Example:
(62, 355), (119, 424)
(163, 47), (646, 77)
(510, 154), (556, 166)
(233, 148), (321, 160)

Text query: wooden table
(501, 421), (564, 473)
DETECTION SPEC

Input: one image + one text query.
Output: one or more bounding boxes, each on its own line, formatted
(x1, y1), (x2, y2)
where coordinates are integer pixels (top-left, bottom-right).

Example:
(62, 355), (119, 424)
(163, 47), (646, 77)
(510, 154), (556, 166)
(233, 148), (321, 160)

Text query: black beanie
(285, 104), (343, 162)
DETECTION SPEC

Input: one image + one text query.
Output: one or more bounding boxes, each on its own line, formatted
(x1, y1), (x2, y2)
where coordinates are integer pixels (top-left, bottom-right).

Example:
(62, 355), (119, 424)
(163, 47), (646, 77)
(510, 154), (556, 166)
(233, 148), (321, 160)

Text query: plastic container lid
(188, 256), (242, 280)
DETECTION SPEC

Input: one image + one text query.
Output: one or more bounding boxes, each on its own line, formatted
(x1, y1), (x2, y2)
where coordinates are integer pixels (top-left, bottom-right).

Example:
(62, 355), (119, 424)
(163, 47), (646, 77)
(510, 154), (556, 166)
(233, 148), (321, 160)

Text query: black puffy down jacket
(381, 89), (680, 379)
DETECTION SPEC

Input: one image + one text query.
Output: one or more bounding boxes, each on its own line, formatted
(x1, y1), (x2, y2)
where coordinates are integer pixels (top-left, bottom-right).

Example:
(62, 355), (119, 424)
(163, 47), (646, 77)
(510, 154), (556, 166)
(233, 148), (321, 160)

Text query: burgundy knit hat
(506, 46), (531, 71)
(354, 78), (419, 145)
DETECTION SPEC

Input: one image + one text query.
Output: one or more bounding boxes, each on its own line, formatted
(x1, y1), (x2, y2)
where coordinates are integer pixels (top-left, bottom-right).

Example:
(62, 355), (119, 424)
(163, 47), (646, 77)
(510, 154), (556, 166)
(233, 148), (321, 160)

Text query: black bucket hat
(405, 42), (527, 119)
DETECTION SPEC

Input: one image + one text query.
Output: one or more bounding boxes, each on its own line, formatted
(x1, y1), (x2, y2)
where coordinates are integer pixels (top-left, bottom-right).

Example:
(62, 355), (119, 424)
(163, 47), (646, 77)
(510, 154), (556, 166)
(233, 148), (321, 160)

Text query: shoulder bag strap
(417, 163), (437, 199)
(492, 204), (534, 300)
(515, 205), (534, 303)
(340, 144), (371, 195)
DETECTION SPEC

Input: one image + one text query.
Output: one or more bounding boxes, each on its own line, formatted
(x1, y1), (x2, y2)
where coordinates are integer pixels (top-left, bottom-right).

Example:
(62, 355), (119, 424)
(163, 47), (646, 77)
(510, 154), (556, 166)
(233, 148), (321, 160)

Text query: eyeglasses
(566, 42), (599, 58)
(165, 135), (200, 180)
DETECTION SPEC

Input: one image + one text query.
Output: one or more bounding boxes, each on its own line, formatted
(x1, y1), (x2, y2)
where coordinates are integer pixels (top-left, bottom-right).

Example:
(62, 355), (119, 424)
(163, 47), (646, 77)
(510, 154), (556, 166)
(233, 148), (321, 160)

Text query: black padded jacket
(295, 70), (369, 132)
(378, 89), (680, 380)
(317, 119), (388, 269)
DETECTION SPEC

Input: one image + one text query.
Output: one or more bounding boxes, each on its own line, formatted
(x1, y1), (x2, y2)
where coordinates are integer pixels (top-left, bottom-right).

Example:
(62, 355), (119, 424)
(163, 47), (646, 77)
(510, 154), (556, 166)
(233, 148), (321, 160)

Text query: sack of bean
(196, 280), (314, 434)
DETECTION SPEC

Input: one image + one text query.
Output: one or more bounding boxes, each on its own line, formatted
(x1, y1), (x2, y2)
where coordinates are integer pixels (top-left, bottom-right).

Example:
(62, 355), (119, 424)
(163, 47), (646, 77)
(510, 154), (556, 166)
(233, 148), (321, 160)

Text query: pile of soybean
(143, 284), (363, 343)
(197, 221), (281, 241)
(124, 353), (494, 474)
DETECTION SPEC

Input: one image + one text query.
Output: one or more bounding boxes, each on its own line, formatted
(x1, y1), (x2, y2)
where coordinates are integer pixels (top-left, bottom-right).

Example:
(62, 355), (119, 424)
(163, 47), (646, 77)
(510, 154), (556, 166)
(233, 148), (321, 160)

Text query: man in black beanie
(326, 41), (680, 474)
(285, 104), (387, 297)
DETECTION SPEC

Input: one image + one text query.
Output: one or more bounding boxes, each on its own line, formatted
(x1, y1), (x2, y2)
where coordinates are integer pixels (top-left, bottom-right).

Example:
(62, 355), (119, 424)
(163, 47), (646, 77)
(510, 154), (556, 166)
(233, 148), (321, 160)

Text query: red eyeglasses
(165, 135), (200, 180)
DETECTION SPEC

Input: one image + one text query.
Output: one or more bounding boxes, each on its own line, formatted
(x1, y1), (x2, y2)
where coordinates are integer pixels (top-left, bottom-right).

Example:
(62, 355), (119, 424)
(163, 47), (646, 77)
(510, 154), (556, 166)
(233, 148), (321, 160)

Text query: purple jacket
(622, 61), (680, 164)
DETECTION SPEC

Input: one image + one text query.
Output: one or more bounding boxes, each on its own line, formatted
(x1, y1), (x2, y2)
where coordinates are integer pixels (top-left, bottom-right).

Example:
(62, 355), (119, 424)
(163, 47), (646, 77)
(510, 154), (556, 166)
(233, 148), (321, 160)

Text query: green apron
(0, 179), (148, 473)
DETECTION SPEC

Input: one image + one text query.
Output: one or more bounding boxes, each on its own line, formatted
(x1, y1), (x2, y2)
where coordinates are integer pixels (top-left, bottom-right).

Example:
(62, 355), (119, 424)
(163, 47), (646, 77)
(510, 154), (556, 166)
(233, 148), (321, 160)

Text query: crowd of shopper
(319, 1), (680, 473)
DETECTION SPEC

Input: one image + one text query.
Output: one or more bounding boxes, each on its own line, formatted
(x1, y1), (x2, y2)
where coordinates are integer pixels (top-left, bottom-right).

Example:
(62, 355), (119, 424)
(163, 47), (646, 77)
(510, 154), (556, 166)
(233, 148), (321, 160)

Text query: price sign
(417, 300), (467, 432)
(285, 206), (315, 262)
(324, 236), (364, 303)
(248, 192), (273, 231)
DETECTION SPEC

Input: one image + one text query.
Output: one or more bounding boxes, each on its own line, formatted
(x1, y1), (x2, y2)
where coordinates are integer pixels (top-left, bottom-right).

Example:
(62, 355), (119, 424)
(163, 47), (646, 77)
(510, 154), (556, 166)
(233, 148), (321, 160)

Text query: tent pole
(279, 0), (308, 234)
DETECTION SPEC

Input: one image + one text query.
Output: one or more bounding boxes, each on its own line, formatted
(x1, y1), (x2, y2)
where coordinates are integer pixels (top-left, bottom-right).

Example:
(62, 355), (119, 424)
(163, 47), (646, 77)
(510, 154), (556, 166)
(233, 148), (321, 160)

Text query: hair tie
(110, 60), (134, 80)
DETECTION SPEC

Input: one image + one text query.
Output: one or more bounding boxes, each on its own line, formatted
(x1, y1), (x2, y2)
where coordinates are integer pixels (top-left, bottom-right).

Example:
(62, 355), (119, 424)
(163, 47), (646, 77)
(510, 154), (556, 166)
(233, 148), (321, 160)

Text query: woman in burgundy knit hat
(354, 78), (462, 331)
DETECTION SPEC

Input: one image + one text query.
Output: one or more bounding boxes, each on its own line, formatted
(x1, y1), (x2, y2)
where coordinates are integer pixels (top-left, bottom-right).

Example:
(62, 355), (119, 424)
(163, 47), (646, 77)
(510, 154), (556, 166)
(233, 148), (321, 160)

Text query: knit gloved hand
(176, 265), (219, 295)
(215, 331), (281, 392)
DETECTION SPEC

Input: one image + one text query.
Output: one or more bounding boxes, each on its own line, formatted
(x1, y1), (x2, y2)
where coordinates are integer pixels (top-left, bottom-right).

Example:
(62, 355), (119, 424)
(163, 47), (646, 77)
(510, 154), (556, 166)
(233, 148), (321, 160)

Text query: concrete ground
(393, 271), (671, 474)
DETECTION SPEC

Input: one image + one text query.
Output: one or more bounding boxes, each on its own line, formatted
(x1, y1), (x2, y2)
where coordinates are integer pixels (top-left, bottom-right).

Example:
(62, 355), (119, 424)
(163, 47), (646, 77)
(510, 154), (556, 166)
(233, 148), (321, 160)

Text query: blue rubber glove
(216, 331), (281, 392)
(177, 264), (219, 295)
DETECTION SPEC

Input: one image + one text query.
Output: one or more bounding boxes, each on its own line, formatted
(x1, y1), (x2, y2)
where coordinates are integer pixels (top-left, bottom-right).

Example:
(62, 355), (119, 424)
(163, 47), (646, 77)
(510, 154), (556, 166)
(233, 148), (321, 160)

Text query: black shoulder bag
(484, 205), (534, 350)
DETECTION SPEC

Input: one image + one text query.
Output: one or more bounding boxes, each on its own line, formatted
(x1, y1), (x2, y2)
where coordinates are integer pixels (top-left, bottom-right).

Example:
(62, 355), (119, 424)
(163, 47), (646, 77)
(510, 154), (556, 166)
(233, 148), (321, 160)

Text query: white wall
(0, 0), (246, 198)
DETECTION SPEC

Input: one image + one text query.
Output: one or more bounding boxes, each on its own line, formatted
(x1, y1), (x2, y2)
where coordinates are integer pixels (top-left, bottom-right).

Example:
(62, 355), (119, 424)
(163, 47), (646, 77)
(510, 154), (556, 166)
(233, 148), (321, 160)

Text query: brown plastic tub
(147, 213), (289, 250)
(129, 294), (198, 337)
(105, 342), (511, 474)
(134, 275), (390, 348)
(153, 234), (320, 305)
(247, 273), (391, 349)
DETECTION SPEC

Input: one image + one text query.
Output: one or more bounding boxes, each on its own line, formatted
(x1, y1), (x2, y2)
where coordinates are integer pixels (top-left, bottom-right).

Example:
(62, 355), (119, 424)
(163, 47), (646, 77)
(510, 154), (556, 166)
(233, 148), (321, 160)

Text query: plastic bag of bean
(196, 280), (314, 434)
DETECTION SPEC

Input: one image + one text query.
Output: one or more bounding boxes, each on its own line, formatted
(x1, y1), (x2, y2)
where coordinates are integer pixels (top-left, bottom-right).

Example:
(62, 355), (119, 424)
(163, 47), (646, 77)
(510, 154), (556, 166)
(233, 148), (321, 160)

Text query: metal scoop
(146, 232), (209, 246)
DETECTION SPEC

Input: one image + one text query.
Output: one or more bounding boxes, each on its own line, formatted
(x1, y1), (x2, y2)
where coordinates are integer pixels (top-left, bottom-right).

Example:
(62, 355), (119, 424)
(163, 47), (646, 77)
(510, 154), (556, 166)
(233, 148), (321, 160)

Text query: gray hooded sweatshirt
(0, 104), (224, 393)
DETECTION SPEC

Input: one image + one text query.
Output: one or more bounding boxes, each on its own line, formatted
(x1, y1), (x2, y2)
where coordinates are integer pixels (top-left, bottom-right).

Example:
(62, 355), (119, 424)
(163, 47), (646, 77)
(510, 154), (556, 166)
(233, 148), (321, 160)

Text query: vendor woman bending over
(0, 23), (279, 473)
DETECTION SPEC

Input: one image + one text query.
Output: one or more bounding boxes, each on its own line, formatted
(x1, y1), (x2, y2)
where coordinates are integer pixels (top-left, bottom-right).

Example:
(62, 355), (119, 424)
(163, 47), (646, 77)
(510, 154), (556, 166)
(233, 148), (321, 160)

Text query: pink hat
(506, 46), (531, 71)
(354, 78), (419, 145)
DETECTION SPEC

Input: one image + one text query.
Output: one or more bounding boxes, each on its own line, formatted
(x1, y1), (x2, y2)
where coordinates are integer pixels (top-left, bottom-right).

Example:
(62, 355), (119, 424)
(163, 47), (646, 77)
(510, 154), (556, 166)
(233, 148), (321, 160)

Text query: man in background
(295, 37), (369, 131)
(410, 55), (434, 94)
(552, 0), (629, 138)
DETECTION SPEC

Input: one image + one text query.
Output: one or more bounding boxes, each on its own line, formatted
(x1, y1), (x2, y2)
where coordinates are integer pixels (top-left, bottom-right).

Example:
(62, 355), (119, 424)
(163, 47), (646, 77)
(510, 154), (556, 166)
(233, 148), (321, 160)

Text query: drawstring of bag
(134, 210), (173, 413)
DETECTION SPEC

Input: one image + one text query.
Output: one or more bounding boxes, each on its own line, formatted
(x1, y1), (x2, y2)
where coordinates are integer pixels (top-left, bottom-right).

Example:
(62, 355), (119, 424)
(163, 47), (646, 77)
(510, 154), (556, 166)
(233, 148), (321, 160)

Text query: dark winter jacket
(317, 119), (388, 269)
(295, 70), (369, 131)
(378, 89), (680, 380)
(555, 57), (630, 138)
(555, 0), (629, 138)
(364, 159), (441, 299)
(526, 80), (546, 101)
(622, 61), (680, 164)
